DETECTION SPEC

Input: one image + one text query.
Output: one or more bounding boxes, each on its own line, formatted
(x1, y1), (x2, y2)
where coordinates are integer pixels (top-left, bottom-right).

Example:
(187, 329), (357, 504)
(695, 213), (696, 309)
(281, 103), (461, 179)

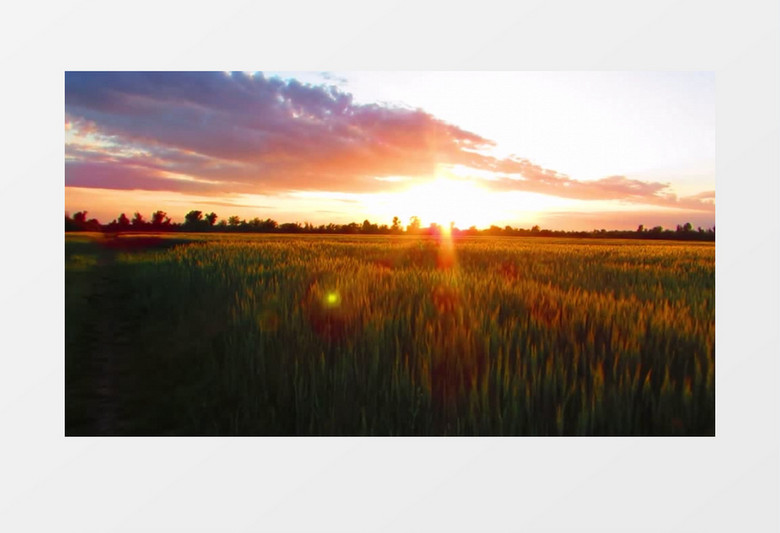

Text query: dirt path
(90, 256), (122, 434)
(67, 234), (195, 435)
(66, 248), (133, 435)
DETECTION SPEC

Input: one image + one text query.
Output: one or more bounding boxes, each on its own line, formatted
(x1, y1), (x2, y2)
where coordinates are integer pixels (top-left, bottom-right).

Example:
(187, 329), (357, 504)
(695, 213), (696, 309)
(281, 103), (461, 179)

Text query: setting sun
(367, 176), (499, 229)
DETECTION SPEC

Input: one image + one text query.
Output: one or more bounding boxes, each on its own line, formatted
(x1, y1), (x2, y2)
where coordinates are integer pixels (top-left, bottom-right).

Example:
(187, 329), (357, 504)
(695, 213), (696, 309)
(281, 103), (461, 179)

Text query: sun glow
(367, 176), (506, 229)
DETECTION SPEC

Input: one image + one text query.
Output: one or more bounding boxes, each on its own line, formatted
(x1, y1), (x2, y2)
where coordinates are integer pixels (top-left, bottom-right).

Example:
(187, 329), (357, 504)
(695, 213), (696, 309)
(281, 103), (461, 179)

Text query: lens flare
(325, 291), (341, 307)
(436, 222), (456, 270)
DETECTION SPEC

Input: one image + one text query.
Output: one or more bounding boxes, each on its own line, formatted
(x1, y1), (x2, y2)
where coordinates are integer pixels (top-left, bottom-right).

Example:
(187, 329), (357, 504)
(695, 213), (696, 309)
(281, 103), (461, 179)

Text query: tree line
(65, 210), (715, 241)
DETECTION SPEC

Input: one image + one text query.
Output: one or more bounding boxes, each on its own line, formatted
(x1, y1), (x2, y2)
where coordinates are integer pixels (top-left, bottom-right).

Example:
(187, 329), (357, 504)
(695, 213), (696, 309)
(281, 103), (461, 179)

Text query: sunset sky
(65, 71), (715, 230)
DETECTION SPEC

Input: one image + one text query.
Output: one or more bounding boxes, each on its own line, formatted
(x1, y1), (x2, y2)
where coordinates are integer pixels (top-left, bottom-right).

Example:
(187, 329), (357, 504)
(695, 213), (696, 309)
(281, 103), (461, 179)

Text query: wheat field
(65, 233), (714, 435)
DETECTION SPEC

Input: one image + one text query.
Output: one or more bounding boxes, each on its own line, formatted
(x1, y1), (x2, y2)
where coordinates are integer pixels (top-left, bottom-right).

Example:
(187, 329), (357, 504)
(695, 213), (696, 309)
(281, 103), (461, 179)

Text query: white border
(1, 1), (778, 531)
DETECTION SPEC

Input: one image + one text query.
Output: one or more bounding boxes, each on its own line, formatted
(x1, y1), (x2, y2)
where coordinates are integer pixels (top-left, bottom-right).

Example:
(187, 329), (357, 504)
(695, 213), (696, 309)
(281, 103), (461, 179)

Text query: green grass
(65, 233), (714, 435)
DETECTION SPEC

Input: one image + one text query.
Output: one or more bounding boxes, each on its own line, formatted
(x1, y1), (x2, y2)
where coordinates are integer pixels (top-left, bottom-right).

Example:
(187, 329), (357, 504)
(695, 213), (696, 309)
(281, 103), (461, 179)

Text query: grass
(65, 232), (714, 435)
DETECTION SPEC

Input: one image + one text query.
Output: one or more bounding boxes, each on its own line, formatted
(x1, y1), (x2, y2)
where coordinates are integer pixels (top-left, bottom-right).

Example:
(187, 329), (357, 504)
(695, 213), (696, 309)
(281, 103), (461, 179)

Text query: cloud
(65, 72), (713, 211)
(319, 72), (349, 84)
(479, 157), (714, 211)
(192, 201), (276, 209)
(65, 161), (222, 193)
(65, 71), (495, 195)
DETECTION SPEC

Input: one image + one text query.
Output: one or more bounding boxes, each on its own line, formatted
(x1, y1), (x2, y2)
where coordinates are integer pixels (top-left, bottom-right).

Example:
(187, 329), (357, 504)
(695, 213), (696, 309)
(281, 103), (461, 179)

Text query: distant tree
(637, 224), (644, 233)
(260, 218), (278, 232)
(151, 210), (171, 229)
(184, 210), (206, 231)
(74, 211), (88, 223)
(117, 213), (131, 229)
(531, 225), (540, 233)
(344, 222), (360, 234)
(66, 211), (92, 231)
(86, 217), (101, 231)
(279, 222), (302, 233)
(132, 212), (146, 228)
(228, 215), (242, 227)
(391, 216), (401, 233)
(185, 210), (203, 225)
(407, 216), (421, 234)
(205, 212), (218, 226)
(362, 219), (379, 234)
